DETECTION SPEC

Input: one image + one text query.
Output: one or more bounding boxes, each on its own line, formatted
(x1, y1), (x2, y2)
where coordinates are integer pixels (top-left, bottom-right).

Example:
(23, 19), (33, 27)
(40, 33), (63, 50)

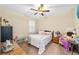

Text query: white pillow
(39, 31), (51, 35)
(39, 31), (44, 34)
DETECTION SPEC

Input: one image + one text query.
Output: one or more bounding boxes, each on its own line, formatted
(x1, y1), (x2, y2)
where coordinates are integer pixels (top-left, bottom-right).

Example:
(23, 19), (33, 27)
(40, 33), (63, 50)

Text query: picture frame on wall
(77, 5), (79, 19)
(76, 5), (79, 21)
(0, 17), (2, 26)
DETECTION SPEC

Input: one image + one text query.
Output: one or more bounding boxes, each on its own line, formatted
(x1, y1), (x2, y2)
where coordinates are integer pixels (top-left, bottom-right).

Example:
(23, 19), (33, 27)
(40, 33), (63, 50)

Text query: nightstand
(53, 37), (59, 44)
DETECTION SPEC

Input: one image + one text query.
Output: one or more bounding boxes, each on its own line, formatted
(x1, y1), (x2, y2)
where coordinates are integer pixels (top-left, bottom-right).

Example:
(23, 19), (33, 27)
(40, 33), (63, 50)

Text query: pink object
(59, 36), (70, 52)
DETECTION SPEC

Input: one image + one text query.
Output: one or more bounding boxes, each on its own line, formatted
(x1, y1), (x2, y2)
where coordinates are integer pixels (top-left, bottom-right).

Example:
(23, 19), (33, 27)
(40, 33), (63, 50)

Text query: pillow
(39, 30), (44, 34)
(39, 30), (51, 35)
(75, 38), (79, 43)
(75, 35), (79, 38)
(44, 30), (51, 32)
(43, 32), (51, 35)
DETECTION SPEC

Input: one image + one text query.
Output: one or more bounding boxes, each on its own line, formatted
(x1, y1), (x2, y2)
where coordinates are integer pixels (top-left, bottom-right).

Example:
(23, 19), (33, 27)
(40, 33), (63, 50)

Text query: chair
(59, 36), (70, 52)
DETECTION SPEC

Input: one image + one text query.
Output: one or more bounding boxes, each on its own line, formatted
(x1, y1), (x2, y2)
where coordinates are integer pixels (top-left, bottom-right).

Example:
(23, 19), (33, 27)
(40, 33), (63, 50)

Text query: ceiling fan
(30, 4), (50, 16)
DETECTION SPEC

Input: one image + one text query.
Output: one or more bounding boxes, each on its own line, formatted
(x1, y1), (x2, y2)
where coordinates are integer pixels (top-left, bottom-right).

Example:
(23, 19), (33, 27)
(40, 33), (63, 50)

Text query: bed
(28, 31), (52, 54)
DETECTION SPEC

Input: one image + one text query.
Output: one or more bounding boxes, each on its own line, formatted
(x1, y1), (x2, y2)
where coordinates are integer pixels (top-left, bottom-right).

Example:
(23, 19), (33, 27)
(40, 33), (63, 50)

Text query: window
(29, 20), (36, 33)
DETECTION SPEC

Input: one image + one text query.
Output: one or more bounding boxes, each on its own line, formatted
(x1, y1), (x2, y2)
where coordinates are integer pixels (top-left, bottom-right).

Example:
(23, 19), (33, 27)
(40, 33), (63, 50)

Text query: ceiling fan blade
(43, 10), (50, 12)
(41, 13), (44, 16)
(30, 8), (37, 11)
(34, 12), (38, 15)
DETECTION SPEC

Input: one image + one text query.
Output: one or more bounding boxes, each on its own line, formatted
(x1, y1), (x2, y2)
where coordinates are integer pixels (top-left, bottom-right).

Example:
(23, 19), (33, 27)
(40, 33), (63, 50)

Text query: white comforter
(28, 34), (52, 54)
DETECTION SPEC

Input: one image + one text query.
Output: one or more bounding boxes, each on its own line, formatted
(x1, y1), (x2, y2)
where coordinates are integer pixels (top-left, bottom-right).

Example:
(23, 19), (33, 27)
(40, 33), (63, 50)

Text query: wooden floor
(0, 41), (78, 55)
(18, 41), (78, 55)
(0, 42), (26, 55)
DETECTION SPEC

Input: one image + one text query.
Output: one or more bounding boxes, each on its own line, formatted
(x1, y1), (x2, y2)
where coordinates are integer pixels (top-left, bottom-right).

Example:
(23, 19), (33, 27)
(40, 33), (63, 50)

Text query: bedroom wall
(0, 5), (77, 40)
(37, 6), (76, 33)
(74, 21), (79, 34)
(74, 15), (79, 34)
(0, 7), (37, 40)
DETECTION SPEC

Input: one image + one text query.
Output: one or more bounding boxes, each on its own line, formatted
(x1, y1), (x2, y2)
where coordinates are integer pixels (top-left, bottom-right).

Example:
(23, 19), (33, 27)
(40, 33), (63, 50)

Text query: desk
(69, 41), (79, 55)
(0, 42), (26, 55)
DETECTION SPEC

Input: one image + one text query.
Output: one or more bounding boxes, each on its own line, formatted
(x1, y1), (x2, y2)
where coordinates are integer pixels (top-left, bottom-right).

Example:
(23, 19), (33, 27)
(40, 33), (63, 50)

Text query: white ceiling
(0, 4), (76, 19)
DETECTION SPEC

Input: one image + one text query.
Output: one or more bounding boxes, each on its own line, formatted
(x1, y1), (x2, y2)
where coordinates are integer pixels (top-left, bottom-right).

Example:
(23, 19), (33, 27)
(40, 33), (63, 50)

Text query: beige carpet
(18, 41), (78, 55)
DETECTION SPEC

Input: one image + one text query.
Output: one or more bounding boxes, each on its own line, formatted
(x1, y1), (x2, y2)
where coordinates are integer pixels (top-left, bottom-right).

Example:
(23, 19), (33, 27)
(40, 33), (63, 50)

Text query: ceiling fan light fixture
(31, 4), (50, 16)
